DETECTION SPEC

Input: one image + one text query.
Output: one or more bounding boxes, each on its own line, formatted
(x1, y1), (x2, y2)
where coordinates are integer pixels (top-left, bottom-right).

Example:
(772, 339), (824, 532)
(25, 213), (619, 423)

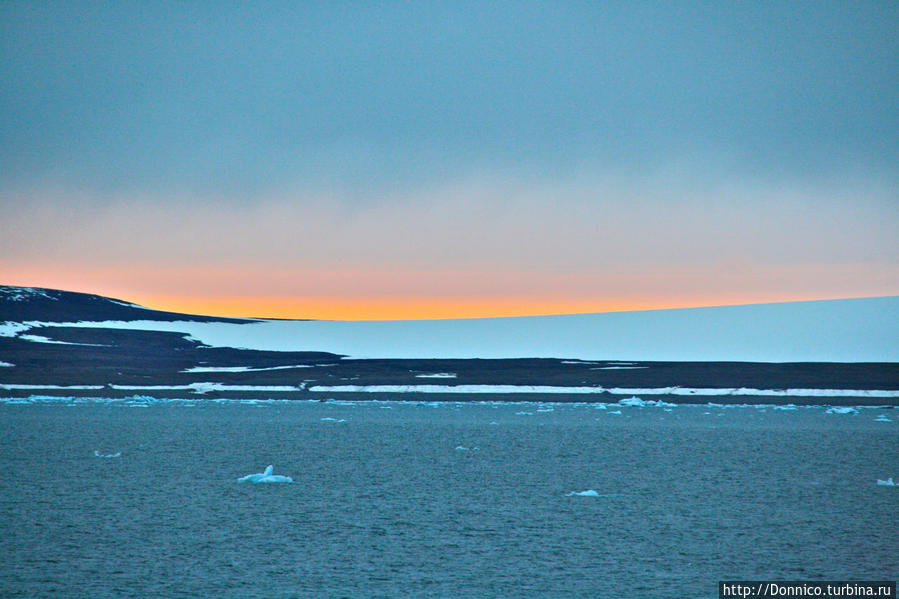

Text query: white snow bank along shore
(306, 385), (899, 398)
(182, 365), (314, 373)
(7, 296), (898, 362)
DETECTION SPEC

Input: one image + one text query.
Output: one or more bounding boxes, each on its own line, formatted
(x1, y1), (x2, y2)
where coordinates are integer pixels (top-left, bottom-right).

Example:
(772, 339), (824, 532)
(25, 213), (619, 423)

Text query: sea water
(0, 399), (896, 598)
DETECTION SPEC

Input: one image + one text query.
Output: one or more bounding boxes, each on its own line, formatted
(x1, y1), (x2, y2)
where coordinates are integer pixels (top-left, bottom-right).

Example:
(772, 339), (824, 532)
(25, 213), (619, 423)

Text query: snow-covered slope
(12, 296), (898, 362)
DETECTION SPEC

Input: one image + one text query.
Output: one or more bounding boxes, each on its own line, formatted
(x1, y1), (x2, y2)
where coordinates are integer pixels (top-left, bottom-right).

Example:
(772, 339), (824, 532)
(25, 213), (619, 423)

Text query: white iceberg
(567, 490), (601, 497)
(876, 477), (895, 486)
(874, 415), (893, 422)
(825, 406), (859, 415)
(237, 465), (293, 483)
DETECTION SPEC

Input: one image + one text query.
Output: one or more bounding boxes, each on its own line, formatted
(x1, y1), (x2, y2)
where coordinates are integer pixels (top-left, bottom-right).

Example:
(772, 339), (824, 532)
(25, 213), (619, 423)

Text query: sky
(1, 2), (897, 320)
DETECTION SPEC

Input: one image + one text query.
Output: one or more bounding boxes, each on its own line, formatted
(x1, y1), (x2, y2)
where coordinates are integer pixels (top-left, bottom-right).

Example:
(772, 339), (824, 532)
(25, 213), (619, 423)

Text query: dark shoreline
(2, 388), (898, 407)
(3, 287), (897, 407)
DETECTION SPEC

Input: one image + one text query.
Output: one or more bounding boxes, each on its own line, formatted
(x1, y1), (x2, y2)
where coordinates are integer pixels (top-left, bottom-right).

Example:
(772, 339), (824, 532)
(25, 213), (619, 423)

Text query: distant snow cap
(0, 286), (59, 302)
(27, 295), (899, 362)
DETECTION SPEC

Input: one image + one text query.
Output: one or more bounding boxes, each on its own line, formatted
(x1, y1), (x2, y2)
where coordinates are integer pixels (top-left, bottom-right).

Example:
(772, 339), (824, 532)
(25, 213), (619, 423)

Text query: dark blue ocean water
(1, 399), (896, 598)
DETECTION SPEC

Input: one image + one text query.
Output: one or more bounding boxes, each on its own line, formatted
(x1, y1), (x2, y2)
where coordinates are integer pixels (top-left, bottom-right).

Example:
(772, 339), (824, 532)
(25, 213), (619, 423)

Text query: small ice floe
(455, 445), (480, 452)
(774, 404), (798, 411)
(515, 411), (534, 416)
(618, 396), (676, 408)
(0, 360), (13, 367)
(874, 414), (893, 422)
(567, 490), (601, 497)
(320, 417), (346, 422)
(825, 406), (859, 415)
(93, 450), (121, 458)
(608, 410), (622, 415)
(876, 477), (895, 487)
(237, 465), (293, 483)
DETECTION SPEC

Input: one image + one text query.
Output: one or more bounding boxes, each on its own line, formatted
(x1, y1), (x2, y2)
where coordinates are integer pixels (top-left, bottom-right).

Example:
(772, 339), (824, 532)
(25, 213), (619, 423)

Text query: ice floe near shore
(876, 478), (895, 486)
(825, 406), (859, 415)
(617, 396), (676, 408)
(237, 465), (293, 483)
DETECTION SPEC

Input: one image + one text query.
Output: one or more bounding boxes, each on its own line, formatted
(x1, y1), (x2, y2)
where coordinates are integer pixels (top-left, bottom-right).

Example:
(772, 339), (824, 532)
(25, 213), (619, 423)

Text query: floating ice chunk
(874, 415), (893, 422)
(455, 445), (480, 451)
(876, 477), (895, 486)
(773, 404), (798, 410)
(825, 407), (859, 415)
(237, 464), (293, 483)
(515, 411), (534, 416)
(0, 360), (13, 367)
(320, 417), (346, 422)
(415, 373), (457, 378)
(618, 396), (676, 408)
(93, 450), (121, 458)
(608, 410), (622, 415)
(567, 490), (601, 497)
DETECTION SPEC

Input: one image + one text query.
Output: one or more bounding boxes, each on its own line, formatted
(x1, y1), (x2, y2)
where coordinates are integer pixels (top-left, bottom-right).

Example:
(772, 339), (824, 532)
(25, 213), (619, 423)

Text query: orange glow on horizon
(3, 264), (892, 321)
(113, 293), (858, 321)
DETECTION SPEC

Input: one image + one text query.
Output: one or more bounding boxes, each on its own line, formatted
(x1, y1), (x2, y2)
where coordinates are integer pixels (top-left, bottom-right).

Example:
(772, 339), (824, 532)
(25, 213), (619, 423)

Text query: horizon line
(3, 284), (896, 322)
